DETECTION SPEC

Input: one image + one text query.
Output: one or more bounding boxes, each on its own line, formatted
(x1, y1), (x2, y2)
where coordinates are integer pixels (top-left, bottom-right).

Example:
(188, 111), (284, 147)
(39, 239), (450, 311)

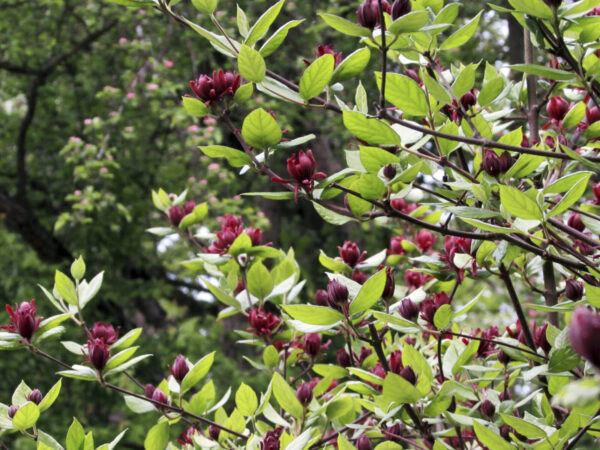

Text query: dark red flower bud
(594, 182), (600, 202)
(152, 388), (168, 405)
(383, 423), (402, 442)
(567, 213), (585, 232)
(383, 164), (397, 180)
(533, 323), (551, 354)
(352, 270), (368, 284)
(399, 298), (420, 321)
(209, 425), (220, 441)
(565, 279), (584, 300)
(389, 350), (403, 374)
(521, 135), (531, 147)
(245, 227), (263, 246)
(574, 239), (595, 256)
(144, 385), (156, 400)
(296, 382), (313, 406)
(416, 229), (435, 252)
(8, 405), (18, 419)
(587, 106), (600, 124)
(480, 399), (495, 417)
(358, 346), (373, 365)
(399, 366), (417, 385)
(304, 333), (321, 358)
(382, 267), (395, 301)
(312, 45), (343, 68)
(287, 150), (317, 185)
(404, 271), (426, 289)
(460, 89), (477, 110)
(2, 300), (41, 341)
(391, 0), (411, 19)
(389, 236), (406, 255)
(27, 389), (43, 405)
(248, 308), (281, 338)
(337, 348), (352, 367)
(482, 150), (502, 177)
(89, 322), (120, 345)
(570, 307), (600, 369)
(357, 0), (390, 29)
(176, 427), (197, 446)
(314, 289), (330, 306)
(169, 354), (190, 384)
(546, 96), (569, 121)
(498, 152), (514, 173)
(327, 279), (349, 305)
(168, 205), (185, 227)
(499, 390), (512, 401)
(542, 0), (562, 8)
(356, 435), (373, 450)
(500, 425), (512, 441)
(497, 349), (510, 365)
(419, 299), (437, 325)
(87, 338), (110, 371)
(190, 70), (241, 104)
(261, 428), (283, 450)
(338, 241), (366, 267)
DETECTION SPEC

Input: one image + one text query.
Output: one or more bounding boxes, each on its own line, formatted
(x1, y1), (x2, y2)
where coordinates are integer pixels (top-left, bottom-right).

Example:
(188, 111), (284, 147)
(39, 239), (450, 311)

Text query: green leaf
(338, 435), (357, 450)
(545, 171), (593, 194)
(38, 379), (61, 413)
(182, 96), (209, 116)
(247, 260), (274, 300)
(104, 0), (156, 6)
(319, 13), (371, 37)
(233, 83), (253, 102)
(499, 414), (547, 438)
(181, 352), (216, 394)
(319, 250), (350, 273)
(259, 20), (304, 57)
(331, 47), (371, 84)
(499, 186), (543, 220)
(242, 191), (295, 200)
(236, 383), (258, 416)
(388, 10), (430, 34)
(382, 372), (423, 404)
(375, 72), (429, 117)
(105, 346), (139, 371)
(473, 421), (515, 450)
(111, 328), (143, 351)
(563, 102), (586, 129)
(312, 201), (356, 225)
(263, 345), (280, 369)
(79, 271), (103, 309)
(424, 73), (451, 103)
(272, 372), (304, 418)
(282, 305), (344, 325)
(144, 422), (169, 450)
(510, 64), (575, 81)
(446, 206), (501, 219)
(478, 76), (504, 106)
(342, 111), (400, 145)
(198, 145), (252, 168)
(359, 146), (400, 173)
(452, 63), (478, 98)
(66, 417), (85, 450)
(299, 54), (334, 100)
(179, 202), (208, 230)
(458, 217), (516, 234)
(70, 257), (85, 281)
(12, 402), (40, 430)
(238, 44), (266, 83)
(547, 175), (591, 217)
(508, 0), (554, 19)
(229, 232), (253, 256)
(505, 153), (545, 178)
(55, 271), (78, 306)
(245, 0), (285, 46)
(440, 12), (482, 50)
(242, 108), (282, 149)
(349, 269), (386, 315)
(433, 304), (452, 329)
(191, 0), (217, 14)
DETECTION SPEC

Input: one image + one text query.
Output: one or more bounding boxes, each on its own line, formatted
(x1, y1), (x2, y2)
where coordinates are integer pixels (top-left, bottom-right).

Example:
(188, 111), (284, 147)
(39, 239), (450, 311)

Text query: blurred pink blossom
(147, 83), (159, 91)
(199, 179), (208, 185)
(187, 125), (200, 133)
(84, 118), (93, 126)
(126, 92), (136, 99)
(164, 60), (174, 68)
(207, 163), (220, 171)
(118, 37), (127, 44)
(69, 136), (82, 143)
(233, 195), (242, 200)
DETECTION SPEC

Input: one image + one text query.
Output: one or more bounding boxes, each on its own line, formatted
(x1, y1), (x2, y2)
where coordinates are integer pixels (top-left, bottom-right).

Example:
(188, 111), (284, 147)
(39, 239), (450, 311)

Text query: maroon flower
(497, 349), (510, 365)
(275, 150), (326, 201)
(533, 322), (551, 354)
(542, 0), (562, 7)
(358, 346), (373, 365)
(389, 350), (403, 374)
(357, 0), (391, 29)
(144, 384), (156, 399)
(314, 289), (330, 307)
(546, 96), (569, 121)
(304, 333), (322, 359)
(27, 389), (43, 405)
(8, 405), (18, 419)
(206, 214), (246, 254)
(245, 227), (263, 246)
(391, 0), (411, 19)
(565, 279), (584, 300)
(152, 388), (168, 405)
(475, 326), (500, 358)
(248, 308), (281, 338)
(389, 236), (406, 255)
(383, 164), (397, 180)
(382, 267), (395, 301)
(443, 236), (472, 269)
(594, 182), (600, 203)
(419, 299), (437, 326)
(87, 338), (110, 371)
(352, 270), (368, 284)
(390, 198), (418, 213)
(89, 322), (120, 345)
(261, 428), (283, 450)
(327, 279), (349, 305)
(383, 423), (403, 442)
(177, 427), (197, 445)
(337, 348), (352, 367)
(169, 354), (190, 384)
(338, 241), (367, 267)
(190, 70), (241, 104)
(399, 366), (416, 385)
(498, 152), (514, 173)
(416, 229), (435, 252)
(404, 270), (426, 289)
(399, 298), (419, 321)
(480, 399), (495, 417)
(304, 45), (343, 68)
(296, 382), (313, 406)
(587, 106), (600, 125)
(567, 213), (585, 232)
(168, 201), (196, 228)
(2, 300), (42, 341)
(482, 150), (501, 177)
(356, 435), (373, 450)
(209, 425), (220, 440)
(460, 89), (477, 110)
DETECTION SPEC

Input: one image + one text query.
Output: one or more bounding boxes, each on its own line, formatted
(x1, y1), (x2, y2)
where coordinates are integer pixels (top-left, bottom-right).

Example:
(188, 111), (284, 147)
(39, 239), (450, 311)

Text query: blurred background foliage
(0, 0), (522, 447)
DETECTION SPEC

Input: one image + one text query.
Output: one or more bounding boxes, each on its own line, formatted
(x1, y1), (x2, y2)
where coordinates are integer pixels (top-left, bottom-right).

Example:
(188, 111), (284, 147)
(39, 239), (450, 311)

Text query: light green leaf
(375, 72), (429, 117)
(473, 421), (515, 450)
(70, 257), (85, 281)
(144, 422), (169, 450)
(242, 108), (282, 148)
(499, 186), (543, 220)
(319, 13), (371, 37)
(282, 305), (344, 325)
(247, 260), (274, 300)
(181, 352), (216, 394)
(66, 417), (85, 450)
(259, 20), (304, 57)
(433, 304), (452, 329)
(388, 10), (430, 34)
(182, 96), (209, 117)
(55, 271), (78, 306)
(236, 383), (258, 416)
(238, 44), (266, 83)
(38, 379), (61, 413)
(547, 176), (591, 217)
(359, 146), (400, 173)
(499, 414), (547, 438)
(191, 0), (217, 14)
(272, 372), (304, 418)
(382, 372), (423, 404)
(508, 0), (554, 19)
(299, 54), (334, 100)
(349, 270), (386, 315)
(12, 402), (40, 430)
(179, 202), (209, 230)
(198, 145), (253, 168)
(245, 0), (285, 46)
(312, 202), (356, 225)
(510, 64), (576, 81)
(331, 47), (371, 84)
(342, 111), (401, 145)
(440, 12), (482, 50)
